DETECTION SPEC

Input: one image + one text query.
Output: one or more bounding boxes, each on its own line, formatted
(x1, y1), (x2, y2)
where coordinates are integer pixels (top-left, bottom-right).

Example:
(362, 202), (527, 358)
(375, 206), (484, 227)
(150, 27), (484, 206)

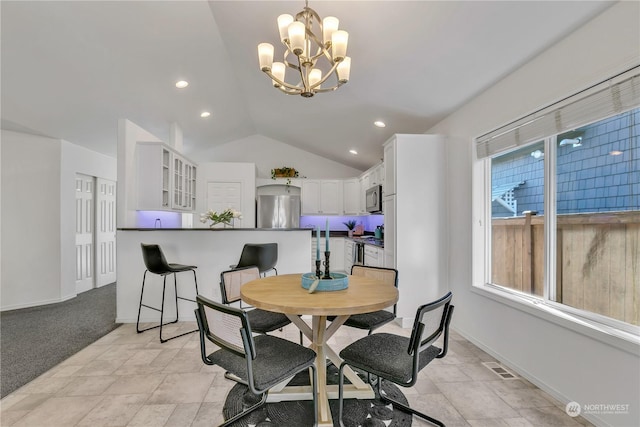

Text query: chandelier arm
(263, 69), (306, 92)
(308, 60), (341, 90)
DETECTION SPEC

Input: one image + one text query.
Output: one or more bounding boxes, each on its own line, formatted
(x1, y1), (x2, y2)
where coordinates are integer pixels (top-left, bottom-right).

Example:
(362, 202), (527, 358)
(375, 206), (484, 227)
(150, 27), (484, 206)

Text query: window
(476, 68), (640, 331)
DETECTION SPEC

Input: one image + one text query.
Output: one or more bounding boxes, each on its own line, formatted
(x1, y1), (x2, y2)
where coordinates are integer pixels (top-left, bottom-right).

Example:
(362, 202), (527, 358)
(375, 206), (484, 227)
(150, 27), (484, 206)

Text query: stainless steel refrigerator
(257, 195), (301, 228)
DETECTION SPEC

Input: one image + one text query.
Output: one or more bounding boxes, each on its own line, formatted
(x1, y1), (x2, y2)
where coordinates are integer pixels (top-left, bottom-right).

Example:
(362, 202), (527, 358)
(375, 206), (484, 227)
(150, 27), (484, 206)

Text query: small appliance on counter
(374, 225), (383, 240)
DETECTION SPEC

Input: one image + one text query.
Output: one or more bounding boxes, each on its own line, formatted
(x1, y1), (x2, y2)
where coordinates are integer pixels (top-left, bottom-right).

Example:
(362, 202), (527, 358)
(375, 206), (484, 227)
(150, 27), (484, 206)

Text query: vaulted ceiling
(1, 1), (612, 170)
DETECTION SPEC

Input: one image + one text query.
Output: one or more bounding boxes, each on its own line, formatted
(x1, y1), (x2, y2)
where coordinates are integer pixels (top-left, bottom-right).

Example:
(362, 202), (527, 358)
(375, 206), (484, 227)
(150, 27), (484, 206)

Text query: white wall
(194, 134), (363, 179)
(0, 130), (116, 310)
(430, 3), (639, 426)
(1, 130), (62, 309)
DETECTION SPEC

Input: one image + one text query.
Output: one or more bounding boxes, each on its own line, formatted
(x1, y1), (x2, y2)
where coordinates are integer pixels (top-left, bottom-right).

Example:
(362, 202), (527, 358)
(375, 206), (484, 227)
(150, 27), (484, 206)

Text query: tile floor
(1, 321), (593, 427)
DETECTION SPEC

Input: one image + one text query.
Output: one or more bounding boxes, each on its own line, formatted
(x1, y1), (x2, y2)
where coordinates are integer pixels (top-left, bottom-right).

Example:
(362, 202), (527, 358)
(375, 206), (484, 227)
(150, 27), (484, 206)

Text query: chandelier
(257, 1), (351, 98)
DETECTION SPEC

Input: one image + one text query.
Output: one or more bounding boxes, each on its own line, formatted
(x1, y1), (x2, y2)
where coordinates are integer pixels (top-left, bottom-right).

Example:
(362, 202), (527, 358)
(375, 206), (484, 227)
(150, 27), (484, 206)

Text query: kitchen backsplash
(301, 215), (384, 233)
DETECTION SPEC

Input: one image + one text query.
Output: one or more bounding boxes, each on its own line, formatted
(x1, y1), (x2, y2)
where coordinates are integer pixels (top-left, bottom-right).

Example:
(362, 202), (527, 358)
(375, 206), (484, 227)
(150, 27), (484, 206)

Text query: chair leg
(338, 362), (346, 427)
(376, 379), (445, 427)
(161, 270), (199, 343)
(220, 391), (268, 427)
(137, 270), (198, 343)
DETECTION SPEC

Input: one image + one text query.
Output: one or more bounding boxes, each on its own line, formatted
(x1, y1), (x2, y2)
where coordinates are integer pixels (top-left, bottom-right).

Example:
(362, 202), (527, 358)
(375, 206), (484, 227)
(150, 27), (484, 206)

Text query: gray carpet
(0, 282), (121, 397)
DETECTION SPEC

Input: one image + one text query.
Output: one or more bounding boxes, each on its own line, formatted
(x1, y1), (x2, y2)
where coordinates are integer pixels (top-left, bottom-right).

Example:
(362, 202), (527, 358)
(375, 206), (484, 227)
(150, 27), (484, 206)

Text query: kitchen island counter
(116, 228), (311, 323)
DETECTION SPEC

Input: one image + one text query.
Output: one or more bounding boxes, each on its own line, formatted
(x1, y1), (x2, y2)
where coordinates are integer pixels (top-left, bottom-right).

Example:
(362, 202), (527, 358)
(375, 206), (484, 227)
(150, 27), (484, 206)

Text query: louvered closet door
(75, 174), (95, 294)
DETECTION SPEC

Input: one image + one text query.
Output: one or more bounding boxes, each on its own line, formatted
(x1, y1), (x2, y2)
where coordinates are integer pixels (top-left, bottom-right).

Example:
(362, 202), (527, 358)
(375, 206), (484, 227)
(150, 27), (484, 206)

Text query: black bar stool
(234, 243), (278, 277)
(137, 243), (199, 343)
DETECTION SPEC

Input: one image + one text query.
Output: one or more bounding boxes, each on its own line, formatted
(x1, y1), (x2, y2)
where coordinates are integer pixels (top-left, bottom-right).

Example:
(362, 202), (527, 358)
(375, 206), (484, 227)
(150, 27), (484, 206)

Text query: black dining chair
(195, 295), (318, 426)
(338, 292), (454, 427)
(328, 265), (398, 335)
(136, 243), (199, 343)
(220, 266), (291, 333)
(233, 243), (278, 276)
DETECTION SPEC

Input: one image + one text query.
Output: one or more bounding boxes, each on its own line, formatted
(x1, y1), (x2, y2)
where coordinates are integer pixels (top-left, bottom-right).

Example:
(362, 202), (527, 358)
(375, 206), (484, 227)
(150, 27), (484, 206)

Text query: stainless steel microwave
(366, 185), (382, 213)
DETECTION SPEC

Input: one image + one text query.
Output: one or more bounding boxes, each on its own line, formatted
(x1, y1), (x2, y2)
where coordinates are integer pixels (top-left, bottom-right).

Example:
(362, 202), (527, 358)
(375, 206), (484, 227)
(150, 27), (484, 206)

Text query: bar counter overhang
(116, 228), (311, 323)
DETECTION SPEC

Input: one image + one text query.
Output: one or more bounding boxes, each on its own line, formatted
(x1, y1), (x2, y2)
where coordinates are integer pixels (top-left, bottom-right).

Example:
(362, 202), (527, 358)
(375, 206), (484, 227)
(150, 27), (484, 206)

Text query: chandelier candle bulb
(277, 14), (293, 42)
(258, 43), (274, 71)
(331, 30), (348, 61)
(337, 57), (351, 83)
(288, 21), (306, 55)
(322, 16), (339, 46)
(271, 62), (285, 86)
(309, 69), (322, 89)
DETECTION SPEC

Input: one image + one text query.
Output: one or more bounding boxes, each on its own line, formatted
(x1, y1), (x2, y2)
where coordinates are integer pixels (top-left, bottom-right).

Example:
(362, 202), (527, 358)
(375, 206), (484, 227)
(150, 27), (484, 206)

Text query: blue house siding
(492, 108), (639, 217)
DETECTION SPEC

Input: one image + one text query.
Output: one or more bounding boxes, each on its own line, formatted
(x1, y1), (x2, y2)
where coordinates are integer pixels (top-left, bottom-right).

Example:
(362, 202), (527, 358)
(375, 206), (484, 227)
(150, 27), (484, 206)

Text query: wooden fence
(492, 211), (639, 326)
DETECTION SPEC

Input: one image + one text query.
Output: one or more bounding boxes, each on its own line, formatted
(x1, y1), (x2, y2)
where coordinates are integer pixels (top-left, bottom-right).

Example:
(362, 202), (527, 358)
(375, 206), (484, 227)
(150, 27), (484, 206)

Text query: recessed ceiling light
(175, 80), (189, 89)
(374, 120), (386, 128)
(349, 149), (358, 155)
(200, 111), (211, 118)
(610, 150), (623, 156)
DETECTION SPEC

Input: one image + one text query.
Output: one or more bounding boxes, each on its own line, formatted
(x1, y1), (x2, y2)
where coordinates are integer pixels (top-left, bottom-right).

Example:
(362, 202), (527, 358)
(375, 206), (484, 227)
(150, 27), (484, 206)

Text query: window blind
(476, 66), (640, 159)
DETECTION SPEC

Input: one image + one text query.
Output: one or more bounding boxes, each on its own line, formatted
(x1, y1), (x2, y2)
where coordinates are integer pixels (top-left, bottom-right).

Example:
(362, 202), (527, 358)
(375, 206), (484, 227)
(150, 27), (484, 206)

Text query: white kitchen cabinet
(171, 153), (197, 211)
(358, 176), (368, 215)
(369, 162), (384, 187)
(342, 178), (360, 215)
(311, 237), (345, 272)
(383, 140), (396, 195)
(301, 180), (343, 215)
(383, 134), (446, 325)
(383, 195), (396, 268)
(364, 244), (384, 267)
(136, 142), (197, 212)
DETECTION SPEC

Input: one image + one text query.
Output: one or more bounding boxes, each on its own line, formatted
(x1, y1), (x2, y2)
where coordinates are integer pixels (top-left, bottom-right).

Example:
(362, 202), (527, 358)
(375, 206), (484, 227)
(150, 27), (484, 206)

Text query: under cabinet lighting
(610, 150), (623, 156)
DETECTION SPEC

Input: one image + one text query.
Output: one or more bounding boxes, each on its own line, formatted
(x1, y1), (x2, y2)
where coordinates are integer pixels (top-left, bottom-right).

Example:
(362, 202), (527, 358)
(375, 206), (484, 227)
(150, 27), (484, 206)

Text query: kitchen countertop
(347, 235), (385, 248)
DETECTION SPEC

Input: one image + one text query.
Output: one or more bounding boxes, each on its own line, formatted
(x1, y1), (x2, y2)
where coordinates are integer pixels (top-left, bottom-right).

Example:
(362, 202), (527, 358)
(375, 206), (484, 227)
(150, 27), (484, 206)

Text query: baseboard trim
(1, 293), (76, 312)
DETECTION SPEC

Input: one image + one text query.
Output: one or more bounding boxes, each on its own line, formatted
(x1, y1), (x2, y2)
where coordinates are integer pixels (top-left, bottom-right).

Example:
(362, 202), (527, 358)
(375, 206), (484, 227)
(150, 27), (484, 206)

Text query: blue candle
(316, 226), (320, 260)
(325, 218), (330, 252)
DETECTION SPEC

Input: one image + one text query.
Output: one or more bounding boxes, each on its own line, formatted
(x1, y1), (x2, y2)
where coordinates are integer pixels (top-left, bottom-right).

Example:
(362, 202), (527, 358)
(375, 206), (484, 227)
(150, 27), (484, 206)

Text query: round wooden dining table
(241, 273), (398, 427)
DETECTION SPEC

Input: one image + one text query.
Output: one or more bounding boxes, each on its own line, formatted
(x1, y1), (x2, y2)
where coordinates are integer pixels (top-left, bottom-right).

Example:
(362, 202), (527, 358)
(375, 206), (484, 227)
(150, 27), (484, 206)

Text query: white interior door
(75, 174), (94, 293)
(207, 181), (243, 227)
(96, 178), (117, 287)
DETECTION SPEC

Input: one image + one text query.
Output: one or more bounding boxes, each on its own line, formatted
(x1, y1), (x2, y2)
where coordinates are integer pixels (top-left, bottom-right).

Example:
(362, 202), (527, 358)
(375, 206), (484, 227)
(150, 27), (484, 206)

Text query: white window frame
(472, 71), (640, 355)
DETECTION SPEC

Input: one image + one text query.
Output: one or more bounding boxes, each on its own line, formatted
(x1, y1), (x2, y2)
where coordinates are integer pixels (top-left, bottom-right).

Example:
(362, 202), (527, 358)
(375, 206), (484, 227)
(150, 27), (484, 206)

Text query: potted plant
(200, 208), (242, 228)
(343, 220), (357, 238)
(271, 166), (299, 179)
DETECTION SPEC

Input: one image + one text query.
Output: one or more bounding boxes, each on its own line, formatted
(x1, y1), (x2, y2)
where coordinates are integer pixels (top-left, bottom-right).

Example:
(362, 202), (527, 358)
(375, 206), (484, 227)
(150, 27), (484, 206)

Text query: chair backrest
(235, 243), (278, 274)
(195, 295), (255, 359)
(408, 292), (454, 358)
(351, 265), (398, 314)
(220, 266), (260, 304)
(140, 243), (172, 274)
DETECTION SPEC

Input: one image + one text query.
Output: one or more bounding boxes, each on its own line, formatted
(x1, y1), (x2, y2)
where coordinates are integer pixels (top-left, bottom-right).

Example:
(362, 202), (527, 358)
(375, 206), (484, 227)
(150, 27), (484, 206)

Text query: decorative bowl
(301, 272), (349, 292)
